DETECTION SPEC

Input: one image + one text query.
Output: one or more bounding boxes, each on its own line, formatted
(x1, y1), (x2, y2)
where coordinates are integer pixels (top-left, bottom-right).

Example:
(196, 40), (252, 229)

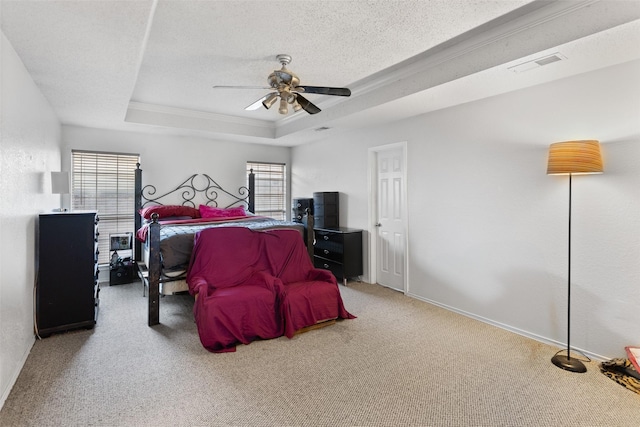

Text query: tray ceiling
(2, 0), (639, 146)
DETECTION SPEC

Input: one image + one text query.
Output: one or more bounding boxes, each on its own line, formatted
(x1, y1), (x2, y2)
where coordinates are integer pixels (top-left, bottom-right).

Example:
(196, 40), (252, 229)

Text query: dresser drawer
(314, 257), (343, 281)
(314, 245), (343, 262)
(314, 214), (338, 228)
(313, 203), (338, 216)
(314, 229), (344, 245)
(313, 192), (338, 205)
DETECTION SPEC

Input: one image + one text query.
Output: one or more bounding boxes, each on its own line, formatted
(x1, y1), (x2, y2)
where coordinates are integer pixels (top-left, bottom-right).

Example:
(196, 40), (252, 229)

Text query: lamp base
(552, 354), (587, 373)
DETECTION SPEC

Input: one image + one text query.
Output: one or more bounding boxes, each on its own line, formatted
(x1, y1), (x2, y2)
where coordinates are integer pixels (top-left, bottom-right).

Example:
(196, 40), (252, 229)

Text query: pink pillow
(139, 205), (200, 220)
(199, 205), (246, 218)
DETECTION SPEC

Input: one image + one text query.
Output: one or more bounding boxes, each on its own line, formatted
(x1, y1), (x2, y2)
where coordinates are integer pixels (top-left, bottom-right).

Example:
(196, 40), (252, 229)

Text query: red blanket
(186, 227), (355, 352)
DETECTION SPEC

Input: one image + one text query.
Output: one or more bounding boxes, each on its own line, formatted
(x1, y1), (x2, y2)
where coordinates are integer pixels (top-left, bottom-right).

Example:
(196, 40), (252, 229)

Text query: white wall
(292, 60), (640, 360)
(61, 126), (291, 214)
(0, 32), (62, 407)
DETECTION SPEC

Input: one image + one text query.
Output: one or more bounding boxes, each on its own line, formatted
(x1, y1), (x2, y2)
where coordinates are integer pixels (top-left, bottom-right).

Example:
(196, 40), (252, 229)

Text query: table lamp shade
(51, 171), (70, 194)
(547, 140), (603, 175)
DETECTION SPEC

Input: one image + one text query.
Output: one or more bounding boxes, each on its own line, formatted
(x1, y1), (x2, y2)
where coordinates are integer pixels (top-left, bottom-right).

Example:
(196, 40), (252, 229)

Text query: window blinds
(72, 150), (139, 264)
(246, 162), (286, 220)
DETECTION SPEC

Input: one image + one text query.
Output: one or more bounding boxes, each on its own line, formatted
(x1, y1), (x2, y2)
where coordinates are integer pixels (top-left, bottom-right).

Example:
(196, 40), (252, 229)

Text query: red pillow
(139, 205), (200, 220)
(199, 205), (246, 218)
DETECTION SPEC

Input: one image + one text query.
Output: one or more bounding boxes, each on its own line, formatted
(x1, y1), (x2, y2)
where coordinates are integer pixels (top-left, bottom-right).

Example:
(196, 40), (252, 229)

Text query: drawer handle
(323, 264), (329, 269)
(323, 235), (329, 240)
(323, 249), (329, 255)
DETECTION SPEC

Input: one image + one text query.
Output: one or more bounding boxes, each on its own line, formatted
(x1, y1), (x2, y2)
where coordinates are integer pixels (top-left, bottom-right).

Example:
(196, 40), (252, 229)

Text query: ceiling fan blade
(213, 85), (271, 90)
(245, 92), (280, 111)
(295, 94), (321, 115)
(245, 94), (269, 111)
(296, 86), (351, 96)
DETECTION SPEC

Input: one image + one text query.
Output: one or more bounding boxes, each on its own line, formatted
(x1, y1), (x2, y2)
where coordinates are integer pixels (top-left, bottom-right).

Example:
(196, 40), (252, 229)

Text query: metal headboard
(140, 173), (251, 209)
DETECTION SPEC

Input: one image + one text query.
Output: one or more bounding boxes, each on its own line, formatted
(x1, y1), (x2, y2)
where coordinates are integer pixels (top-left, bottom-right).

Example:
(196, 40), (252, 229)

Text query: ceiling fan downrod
(276, 54), (292, 67)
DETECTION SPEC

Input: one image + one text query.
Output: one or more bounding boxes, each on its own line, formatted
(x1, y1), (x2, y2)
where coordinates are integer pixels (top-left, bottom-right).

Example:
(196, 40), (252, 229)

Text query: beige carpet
(1, 281), (638, 426)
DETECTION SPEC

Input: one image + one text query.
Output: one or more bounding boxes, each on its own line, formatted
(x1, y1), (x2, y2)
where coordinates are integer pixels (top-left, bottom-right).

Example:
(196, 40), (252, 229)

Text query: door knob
(375, 223), (382, 227)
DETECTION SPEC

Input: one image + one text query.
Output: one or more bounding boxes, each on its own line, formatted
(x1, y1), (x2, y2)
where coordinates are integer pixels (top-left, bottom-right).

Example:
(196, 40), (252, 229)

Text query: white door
(375, 146), (406, 292)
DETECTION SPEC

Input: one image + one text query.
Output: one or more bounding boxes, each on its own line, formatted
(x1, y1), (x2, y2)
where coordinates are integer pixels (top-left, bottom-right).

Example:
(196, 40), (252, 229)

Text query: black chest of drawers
(313, 227), (363, 285)
(36, 211), (99, 337)
(292, 197), (313, 223)
(313, 192), (339, 228)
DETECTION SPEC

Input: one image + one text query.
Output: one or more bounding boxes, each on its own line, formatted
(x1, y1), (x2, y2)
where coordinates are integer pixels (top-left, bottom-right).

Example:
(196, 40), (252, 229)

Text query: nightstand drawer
(314, 244), (343, 262)
(314, 257), (343, 281)
(314, 229), (344, 245)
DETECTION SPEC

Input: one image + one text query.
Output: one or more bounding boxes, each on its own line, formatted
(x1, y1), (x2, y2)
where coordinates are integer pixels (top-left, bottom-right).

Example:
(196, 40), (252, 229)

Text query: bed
(133, 164), (314, 326)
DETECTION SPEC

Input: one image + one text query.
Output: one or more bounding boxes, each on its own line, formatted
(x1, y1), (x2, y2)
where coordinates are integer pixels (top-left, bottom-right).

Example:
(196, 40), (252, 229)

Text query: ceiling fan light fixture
(262, 93), (279, 109)
(285, 93), (296, 104)
(227, 55), (351, 116)
(278, 98), (288, 115)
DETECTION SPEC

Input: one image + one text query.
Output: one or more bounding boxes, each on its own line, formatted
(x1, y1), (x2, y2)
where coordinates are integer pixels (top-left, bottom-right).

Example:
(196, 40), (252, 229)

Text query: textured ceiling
(1, 0), (639, 146)
(132, 0), (532, 117)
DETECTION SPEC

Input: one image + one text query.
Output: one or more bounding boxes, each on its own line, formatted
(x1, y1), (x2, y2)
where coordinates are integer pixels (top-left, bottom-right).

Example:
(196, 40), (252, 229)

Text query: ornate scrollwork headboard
(140, 173), (250, 209)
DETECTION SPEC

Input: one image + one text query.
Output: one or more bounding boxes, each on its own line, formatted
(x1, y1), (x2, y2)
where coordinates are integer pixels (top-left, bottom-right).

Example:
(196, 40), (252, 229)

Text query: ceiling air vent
(314, 126), (331, 132)
(508, 52), (566, 73)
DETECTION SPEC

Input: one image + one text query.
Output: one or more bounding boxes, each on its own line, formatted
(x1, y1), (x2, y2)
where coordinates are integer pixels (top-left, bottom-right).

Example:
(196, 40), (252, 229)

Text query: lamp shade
(51, 171), (70, 194)
(547, 140), (603, 175)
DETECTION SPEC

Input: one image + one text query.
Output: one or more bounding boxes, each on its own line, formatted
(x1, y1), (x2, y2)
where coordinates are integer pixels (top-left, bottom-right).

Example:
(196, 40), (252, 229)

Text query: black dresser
(313, 192), (339, 228)
(36, 211), (99, 337)
(292, 197), (313, 223)
(313, 227), (363, 285)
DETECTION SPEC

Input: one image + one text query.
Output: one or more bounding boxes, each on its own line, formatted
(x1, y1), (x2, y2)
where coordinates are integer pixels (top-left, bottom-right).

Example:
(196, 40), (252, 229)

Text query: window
(72, 150), (139, 264)
(247, 162), (286, 220)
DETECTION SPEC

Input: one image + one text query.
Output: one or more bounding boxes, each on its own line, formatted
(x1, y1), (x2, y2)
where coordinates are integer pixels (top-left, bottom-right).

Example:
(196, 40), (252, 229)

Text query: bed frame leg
(305, 208), (314, 261)
(148, 215), (160, 326)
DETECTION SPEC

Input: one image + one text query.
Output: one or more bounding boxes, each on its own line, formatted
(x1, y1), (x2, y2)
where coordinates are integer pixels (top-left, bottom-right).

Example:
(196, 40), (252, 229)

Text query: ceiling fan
(213, 54), (351, 115)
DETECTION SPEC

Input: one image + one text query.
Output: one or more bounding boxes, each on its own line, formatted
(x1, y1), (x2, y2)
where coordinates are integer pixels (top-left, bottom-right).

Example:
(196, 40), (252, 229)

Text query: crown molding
(127, 101), (274, 128)
(125, 101), (277, 139)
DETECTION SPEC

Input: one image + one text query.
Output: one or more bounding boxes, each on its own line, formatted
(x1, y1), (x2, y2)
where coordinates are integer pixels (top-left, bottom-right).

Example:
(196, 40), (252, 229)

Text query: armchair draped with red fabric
(186, 227), (355, 352)
(186, 227), (284, 352)
(260, 229), (356, 338)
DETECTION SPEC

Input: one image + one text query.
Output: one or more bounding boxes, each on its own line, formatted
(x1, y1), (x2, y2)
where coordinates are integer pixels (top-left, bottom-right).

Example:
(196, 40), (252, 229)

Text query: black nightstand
(110, 260), (135, 285)
(313, 227), (363, 286)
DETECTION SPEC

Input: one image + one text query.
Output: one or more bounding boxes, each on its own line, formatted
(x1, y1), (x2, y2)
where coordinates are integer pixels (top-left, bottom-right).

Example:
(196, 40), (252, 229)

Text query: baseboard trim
(0, 337), (35, 411)
(405, 291), (611, 362)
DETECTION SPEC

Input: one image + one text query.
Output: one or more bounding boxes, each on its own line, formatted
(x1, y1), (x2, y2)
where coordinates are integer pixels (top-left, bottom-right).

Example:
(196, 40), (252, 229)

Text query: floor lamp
(547, 140), (603, 373)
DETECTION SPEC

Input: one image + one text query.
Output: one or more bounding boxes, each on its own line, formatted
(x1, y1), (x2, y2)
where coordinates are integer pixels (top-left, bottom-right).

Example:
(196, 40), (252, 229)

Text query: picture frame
(109, 233), (133, 251)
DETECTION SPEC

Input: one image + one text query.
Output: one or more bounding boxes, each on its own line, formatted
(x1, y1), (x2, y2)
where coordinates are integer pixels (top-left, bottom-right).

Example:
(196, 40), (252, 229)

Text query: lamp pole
(567, 173), (573, 360)
(551, 173), (587, 373)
